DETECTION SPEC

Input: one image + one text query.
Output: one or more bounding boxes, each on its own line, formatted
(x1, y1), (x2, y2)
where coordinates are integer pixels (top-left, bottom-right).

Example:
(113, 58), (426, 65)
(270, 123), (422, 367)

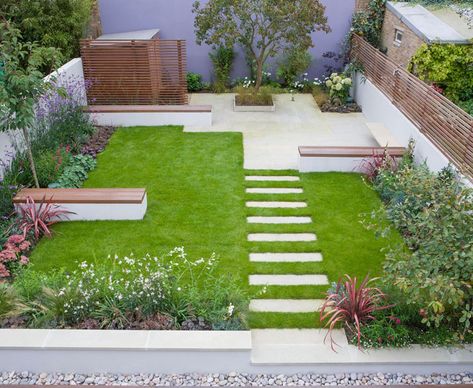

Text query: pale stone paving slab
(249, 299), (324, 313)
(246, 201), (307, 208)
(249, 274), (329, 286)
(245, 176), (300, 182)
(246, 188), (303, 194)
(249, 252), (323, 262)
(247, 216), (312, 224)
(248, 233), (316, 242)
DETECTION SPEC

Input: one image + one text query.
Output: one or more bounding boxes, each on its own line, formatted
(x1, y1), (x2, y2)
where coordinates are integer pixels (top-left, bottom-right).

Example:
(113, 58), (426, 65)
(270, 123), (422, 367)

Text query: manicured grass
(30, 126), (249, 287)
(29, 128), (401, 329)
(247, 171), (403, 328)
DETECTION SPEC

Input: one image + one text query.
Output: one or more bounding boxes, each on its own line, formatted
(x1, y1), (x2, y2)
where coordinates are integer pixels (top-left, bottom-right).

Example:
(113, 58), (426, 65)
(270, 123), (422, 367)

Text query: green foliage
(276, 47), (312, 87)
(35, 148), (72, 188)
(186, 72), (204, 92)
(371, 160), (473, 336)
(325, 72), (353, 105)
(193, 0), (329, 91)
(209, 46), (235, 93)
(351, 0), (386, 48)
(7, 249), (250, 330)
(409, 44), (473, 115)
(49, 154), (96, 188)
(234, 85), (274, 106)
(0, 0), (93, 65)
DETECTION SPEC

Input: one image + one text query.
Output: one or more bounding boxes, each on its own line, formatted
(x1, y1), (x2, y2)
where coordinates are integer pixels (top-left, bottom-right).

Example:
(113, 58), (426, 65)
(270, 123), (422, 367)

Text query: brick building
(381, 2), (472, 68)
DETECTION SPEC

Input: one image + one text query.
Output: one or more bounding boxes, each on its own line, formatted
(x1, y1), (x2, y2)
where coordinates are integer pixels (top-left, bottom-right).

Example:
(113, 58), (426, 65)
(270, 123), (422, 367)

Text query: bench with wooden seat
(13, 188), (147, 221)
(298, 146), (406, 173)
(83, 104), (213, 127)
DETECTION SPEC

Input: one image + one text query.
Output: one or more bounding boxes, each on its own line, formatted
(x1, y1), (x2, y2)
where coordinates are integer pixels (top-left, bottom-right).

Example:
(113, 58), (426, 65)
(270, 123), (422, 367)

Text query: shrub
(234, 85), (273, 106)
(49, 154), (96, 188)
(320, 275), (391, 349)
(186, 72), (204, 92)
(351, 0), (386, 48)
(325, 72), (353, 105)
(209, 46), (235, 93)
(35, 147), (72, 188)
(16, 196), (72, 240)
(360, 149), (398, 182)
(372, 162), (473, 335)
(10, 248), (250, 330)
(277, 47), (312, 87)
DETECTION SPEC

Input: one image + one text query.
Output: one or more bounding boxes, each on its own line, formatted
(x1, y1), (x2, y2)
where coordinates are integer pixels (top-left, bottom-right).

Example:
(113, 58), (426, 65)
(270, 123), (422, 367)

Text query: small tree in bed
(193, 0), (330, 93)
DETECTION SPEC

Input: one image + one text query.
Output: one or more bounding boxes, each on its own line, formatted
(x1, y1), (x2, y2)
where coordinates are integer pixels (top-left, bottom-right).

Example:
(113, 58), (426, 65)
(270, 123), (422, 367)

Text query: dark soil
(321, 102), (362, 113)
(81, 126), (116, 158)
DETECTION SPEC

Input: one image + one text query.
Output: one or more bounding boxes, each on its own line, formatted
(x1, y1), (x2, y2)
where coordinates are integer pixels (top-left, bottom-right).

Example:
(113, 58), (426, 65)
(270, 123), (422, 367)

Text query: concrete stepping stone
(249, 274), (329, 286)
(246, 201), (307, 208)
(249, 252), (323, 262)
(248, 233), (316, 242)
(247, 216), (312, 224)
(245, 176), (300, 182)
(250, 299), (324, 313)
(246, 188), (303, 194)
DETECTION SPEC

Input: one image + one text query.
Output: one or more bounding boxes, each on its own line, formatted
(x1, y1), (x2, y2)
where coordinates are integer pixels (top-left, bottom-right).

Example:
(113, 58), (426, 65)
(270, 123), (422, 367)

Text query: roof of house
(387, 2), (471, 44)
(97, 29), (160, 40)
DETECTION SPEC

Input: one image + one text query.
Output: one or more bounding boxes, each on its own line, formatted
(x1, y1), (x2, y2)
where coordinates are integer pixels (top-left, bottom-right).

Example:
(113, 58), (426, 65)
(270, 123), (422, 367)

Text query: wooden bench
(13, 188), (147, 221)
(366, 122), (402, 147)
(298, 146), (406, 173)
(83, 104), (213, 127)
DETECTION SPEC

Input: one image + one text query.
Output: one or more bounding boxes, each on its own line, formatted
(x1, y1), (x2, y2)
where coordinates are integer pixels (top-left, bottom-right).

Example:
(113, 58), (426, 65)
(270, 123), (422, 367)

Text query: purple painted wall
(98, 0), (355, 81)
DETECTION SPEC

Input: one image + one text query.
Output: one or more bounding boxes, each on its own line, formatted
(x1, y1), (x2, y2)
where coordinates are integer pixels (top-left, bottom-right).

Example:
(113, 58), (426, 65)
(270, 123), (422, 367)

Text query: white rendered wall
(89, 111), (212, 127)
(299, 156), (368, 173)
(354, 73), (450, 172)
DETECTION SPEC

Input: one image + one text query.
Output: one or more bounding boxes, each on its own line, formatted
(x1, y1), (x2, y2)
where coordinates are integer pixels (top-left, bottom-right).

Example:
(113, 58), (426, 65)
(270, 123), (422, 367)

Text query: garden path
(186, 93), (377, 170)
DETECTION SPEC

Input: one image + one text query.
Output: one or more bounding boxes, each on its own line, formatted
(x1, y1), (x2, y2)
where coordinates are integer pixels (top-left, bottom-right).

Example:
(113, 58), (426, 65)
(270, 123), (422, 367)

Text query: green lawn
(29, 126), (402, 328)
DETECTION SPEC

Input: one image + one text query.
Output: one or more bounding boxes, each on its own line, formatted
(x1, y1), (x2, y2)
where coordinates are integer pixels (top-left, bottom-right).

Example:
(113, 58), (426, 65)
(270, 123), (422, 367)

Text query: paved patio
(186, 93), (377, 170)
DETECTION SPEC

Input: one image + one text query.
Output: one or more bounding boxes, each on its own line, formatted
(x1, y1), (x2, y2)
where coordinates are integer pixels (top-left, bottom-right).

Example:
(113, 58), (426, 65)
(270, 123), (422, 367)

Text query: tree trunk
(254, 59), (264, 94)
(21, 127), (40, 188)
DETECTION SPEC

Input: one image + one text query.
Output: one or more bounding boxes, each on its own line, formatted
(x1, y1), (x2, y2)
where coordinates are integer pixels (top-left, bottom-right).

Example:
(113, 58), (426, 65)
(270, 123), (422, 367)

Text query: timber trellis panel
(351, 35), (473, 180)
(80, 39), (188, 105)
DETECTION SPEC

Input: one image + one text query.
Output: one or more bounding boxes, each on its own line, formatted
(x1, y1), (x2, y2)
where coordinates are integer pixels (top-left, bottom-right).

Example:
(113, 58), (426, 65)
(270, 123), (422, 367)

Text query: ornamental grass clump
(320, 274), (391, 350)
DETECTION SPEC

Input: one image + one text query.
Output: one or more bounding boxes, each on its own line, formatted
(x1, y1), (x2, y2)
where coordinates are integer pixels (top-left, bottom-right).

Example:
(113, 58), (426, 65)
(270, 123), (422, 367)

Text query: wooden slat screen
(351, 35), (473, 180)
(80, 39), (188, 105)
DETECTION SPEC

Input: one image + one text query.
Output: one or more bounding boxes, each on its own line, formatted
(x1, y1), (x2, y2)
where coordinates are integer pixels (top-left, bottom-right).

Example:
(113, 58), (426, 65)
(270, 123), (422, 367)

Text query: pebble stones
(0, 371), (471, 386)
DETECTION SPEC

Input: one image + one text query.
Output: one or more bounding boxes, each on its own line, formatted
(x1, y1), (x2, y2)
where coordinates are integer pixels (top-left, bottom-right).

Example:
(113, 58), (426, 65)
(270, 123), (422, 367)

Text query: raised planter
(233, 96), (275, 112)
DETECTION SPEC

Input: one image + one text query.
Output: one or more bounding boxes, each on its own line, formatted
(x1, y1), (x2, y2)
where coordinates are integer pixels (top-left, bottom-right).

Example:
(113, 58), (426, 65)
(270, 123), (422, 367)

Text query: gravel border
(0, 371), (471, 386)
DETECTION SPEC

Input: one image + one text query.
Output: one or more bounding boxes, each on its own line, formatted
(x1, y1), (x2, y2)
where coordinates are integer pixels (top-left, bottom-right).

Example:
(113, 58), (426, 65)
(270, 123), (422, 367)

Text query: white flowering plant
(16, 248), (251, 330)
(325, 72), (352, 105)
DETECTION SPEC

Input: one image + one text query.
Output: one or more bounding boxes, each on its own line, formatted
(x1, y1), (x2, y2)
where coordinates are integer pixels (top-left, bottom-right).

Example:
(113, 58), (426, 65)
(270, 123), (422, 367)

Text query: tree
(0, 21), (61, 188)
(193, 0), (330, 93)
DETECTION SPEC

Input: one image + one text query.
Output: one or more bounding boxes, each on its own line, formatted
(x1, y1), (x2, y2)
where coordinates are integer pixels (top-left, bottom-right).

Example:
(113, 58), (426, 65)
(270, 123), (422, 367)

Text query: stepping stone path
(245, 172), (327, 320)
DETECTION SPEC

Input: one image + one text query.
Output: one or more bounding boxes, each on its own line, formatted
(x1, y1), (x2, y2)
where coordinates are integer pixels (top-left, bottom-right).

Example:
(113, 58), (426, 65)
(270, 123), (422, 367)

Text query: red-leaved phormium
(17, 196), (73, 240)
(360, 149), (397, 182)
(320, 274), (393, 351)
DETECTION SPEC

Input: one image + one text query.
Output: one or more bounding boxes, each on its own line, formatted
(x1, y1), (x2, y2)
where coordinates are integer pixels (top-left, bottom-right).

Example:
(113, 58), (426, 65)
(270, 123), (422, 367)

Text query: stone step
(246, 201), (307, 208)
(248, 233), (316, 242)
(246, 188), (303, 194)
(251, 329), (349, 364)
(249, 252), (323, 262)
(247, 216), (312, 224)
(250, 299), (324, 313)
(245, 176), (300, 182)
(249, 274), (329, 286)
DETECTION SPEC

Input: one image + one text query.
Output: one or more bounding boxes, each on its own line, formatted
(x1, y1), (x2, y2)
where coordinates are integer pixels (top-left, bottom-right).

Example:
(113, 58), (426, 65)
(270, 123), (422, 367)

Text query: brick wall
(380, 7), (424, 68)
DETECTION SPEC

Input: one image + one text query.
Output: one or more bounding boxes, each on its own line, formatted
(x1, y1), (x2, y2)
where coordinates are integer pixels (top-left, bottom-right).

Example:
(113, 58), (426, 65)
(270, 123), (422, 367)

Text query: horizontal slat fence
(80, 39), (188, 105)
(351, 35), (473, 179)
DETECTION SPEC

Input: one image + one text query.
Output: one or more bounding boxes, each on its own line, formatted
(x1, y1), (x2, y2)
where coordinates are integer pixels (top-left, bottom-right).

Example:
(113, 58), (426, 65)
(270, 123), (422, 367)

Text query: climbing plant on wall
(351, 0), (386, 48)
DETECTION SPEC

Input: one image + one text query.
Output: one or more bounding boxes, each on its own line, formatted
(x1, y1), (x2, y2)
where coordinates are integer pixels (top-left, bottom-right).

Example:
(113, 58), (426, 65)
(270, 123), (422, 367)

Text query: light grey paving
(246, 188), (303, 194)
(248, 233), (316, 242)
(247, 216), (312, 224)
(246, 201), (307, 208)
(249, 252), (323, 262)
(245, 176), (300, 182)
(249, 274), (329, 286)
(249, 299), (324, 313)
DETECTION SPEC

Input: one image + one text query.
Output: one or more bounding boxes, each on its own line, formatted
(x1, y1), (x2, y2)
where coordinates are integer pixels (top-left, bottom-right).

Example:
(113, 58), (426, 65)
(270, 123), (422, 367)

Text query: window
(394, 29), (403, 46)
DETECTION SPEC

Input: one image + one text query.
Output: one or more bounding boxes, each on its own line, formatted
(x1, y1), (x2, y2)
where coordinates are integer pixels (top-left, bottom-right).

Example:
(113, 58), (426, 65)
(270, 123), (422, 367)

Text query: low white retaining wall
(88, 110), (212, 127)
(354, 73), (451, 172)
(299, 155), (367, 173)
(0, 329), (471, 374)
